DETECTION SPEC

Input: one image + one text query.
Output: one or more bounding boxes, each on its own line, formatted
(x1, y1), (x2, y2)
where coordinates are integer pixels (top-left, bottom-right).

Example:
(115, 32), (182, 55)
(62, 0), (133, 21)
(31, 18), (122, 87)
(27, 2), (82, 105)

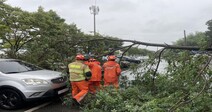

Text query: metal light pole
(184, 30), (187, 46)
(89, 4), (99, 36)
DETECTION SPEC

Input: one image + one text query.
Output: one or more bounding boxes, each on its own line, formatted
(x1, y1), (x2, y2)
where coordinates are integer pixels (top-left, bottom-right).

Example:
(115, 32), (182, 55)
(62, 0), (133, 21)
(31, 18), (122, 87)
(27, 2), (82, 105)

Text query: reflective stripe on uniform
(68, 61), (90, 81)
(69, 65), (81, 69)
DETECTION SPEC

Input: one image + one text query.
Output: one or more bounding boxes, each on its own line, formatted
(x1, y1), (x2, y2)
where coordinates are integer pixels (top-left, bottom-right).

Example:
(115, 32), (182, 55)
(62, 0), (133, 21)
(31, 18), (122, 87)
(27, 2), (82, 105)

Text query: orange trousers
(104, 80), (119, 89)
(71, 80), (89, 103)
(88, 81), (101, 94)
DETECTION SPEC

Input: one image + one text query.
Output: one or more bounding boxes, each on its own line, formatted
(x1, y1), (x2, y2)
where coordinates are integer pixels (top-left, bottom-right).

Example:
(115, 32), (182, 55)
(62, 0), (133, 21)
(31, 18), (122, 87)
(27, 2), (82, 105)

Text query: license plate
(58, 88), (69, 94)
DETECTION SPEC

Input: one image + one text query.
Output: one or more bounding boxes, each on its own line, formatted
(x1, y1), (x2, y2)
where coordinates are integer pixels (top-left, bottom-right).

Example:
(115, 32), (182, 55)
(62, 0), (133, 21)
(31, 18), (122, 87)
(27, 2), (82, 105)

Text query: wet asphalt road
(0, 98), (80, 112)
(0, 99), (51, 112)
(34, 98), (80, 112)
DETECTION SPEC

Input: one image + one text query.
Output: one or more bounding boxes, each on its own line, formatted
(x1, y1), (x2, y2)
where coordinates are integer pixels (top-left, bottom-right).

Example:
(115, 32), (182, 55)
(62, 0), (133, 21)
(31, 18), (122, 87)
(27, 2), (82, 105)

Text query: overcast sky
(5, 0), (212, 50)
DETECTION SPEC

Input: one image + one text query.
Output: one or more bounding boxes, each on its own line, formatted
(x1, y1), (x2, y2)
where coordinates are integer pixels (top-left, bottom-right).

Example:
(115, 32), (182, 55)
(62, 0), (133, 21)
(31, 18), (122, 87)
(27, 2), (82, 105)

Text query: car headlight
(22, 79), (49, 85)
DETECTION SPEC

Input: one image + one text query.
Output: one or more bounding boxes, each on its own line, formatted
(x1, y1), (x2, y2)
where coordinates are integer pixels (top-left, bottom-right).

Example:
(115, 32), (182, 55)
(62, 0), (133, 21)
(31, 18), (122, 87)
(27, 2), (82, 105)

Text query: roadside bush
(82, 86), (166, 112)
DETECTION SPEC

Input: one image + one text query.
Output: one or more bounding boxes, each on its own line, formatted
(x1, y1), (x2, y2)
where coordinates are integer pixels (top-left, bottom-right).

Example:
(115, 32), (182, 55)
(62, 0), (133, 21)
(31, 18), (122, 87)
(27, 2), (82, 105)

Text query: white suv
(0, 59), (69, 110)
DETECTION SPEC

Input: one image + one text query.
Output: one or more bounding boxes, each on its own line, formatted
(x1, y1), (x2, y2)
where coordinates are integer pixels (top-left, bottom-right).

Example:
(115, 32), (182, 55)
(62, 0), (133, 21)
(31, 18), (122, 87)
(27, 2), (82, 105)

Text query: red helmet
(76, 54), (85, 60)
(108, 55), (116, 61)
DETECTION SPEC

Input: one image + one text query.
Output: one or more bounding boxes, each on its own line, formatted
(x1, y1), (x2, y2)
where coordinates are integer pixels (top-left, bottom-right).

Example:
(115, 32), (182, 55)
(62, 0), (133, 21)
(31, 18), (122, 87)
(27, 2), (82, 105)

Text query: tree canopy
(0, 2), (124, 69)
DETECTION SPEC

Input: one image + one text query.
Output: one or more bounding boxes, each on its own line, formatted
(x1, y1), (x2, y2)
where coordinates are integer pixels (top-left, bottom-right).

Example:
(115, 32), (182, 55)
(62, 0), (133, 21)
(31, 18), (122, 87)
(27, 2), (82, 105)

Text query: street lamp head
(89, 5), (99, 15)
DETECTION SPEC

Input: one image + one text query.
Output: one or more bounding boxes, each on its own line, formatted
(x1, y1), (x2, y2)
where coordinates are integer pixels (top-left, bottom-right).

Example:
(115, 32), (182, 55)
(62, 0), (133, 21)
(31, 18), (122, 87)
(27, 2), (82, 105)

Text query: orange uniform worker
(103, 55), (122, 89)
(68, 54), (91, 105)
(88, 58), (102, 94)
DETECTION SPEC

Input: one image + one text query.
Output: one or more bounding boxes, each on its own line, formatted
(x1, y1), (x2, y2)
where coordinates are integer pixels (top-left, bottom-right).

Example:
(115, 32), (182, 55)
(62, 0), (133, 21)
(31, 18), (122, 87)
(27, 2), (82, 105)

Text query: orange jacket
(94, 61), (101, 65)
(84, 61), (89, 65)
(88, 62), (102, 81)
(103, 61), (121, 83)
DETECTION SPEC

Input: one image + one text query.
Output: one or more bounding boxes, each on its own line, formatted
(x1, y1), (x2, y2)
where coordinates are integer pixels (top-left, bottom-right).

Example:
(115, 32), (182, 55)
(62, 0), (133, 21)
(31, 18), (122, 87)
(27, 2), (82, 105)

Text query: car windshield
(0, 60), (43, 74)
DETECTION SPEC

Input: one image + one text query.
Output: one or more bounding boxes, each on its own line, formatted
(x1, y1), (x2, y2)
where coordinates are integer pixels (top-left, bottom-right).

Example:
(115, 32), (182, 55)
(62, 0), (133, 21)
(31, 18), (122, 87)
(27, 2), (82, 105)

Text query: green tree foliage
(126, 47), (154, 56)
(22, 7), (82, 69)
(0, 3), (123, 70)
(74, 34), (122, 56)
(174, 32), (207, 48)
(163, 32), (208, 65)
(81, 52), (211, 112)
(0, 2), (37, 58)
(23, 7), (123, 69)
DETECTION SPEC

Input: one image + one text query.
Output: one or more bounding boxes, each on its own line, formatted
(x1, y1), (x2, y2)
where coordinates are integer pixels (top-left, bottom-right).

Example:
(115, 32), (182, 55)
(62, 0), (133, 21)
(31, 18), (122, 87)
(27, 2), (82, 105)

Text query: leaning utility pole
(89, 1), (99, 36)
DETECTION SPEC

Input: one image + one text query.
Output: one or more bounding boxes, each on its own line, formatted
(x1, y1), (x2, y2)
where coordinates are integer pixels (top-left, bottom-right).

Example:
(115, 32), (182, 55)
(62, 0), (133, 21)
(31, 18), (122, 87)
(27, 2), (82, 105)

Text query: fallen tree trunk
(103, 38), (212, 51)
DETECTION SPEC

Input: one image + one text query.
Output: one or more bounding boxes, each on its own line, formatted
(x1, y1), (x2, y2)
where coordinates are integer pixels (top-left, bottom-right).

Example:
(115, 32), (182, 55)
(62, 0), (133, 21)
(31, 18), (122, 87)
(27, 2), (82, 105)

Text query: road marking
(24, 102), (51, 112)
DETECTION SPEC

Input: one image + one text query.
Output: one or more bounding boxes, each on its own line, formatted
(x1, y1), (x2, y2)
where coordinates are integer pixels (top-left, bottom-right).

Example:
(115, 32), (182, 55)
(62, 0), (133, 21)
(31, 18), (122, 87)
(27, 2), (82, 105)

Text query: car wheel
(0, 89), (23, 110)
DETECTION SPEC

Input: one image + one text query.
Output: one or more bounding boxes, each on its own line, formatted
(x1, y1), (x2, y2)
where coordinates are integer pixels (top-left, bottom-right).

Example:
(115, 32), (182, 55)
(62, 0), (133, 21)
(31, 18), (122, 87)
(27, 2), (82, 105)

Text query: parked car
(0, 59), (69, 110)
(117, 56), (141, 64)
(120, 61), (130, 68)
